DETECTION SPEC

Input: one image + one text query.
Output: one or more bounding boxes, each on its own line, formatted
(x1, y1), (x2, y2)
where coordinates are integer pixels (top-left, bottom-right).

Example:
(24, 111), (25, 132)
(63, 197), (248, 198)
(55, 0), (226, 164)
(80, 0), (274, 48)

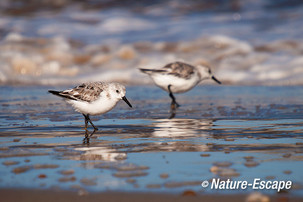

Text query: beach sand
(0, 85), (303, 200)
(1, 189), (302, 202)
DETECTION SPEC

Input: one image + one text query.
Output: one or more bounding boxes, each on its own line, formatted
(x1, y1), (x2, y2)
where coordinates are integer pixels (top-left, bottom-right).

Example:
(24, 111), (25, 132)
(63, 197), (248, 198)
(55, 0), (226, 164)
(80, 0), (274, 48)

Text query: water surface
(0, 85), (302, 196)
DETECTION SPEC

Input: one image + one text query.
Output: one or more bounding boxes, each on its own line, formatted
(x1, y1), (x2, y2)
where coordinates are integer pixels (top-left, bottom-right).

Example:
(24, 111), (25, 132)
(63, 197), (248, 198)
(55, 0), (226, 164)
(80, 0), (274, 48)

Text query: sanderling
(140, 61), (221, 109)
(48, 82), (132, 141)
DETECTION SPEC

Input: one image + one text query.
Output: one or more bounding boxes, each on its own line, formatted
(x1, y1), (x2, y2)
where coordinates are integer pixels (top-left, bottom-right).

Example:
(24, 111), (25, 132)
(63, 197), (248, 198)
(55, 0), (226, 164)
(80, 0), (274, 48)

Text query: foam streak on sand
(1, 0), (303, 86)
(1, 34), (303, 86)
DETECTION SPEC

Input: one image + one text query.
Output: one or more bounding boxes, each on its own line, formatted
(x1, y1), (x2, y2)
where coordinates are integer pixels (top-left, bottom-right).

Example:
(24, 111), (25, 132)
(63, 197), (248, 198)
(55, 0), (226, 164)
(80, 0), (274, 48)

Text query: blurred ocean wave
(0, 0), (303, 85)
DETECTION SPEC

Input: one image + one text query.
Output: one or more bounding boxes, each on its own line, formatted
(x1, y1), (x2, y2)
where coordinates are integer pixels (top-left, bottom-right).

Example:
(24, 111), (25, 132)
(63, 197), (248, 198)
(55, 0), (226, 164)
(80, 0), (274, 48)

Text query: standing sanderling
(48, 82), (132, 142)
(140, 61), (221, 110)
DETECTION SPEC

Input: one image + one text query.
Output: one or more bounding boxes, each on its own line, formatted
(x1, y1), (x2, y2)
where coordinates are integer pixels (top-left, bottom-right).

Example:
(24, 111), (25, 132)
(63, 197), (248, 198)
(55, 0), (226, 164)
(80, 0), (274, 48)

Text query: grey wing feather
(140, 62), (195, 79)
(48, 90), (78, 101)
(163, 62), (195, 79)
(50, 82), (103, 102)
(139, 68), (167, 74)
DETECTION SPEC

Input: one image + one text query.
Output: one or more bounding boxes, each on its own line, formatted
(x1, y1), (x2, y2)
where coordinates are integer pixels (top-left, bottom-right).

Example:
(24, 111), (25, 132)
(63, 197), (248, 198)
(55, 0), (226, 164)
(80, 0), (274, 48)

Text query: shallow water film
(0, 85), (302, 197)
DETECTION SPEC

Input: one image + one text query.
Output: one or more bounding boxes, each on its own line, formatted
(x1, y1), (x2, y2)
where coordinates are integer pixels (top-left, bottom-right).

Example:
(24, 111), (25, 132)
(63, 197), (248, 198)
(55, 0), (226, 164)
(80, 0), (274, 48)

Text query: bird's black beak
(122, 96), (132, 108)
(212, 76), (221, 84)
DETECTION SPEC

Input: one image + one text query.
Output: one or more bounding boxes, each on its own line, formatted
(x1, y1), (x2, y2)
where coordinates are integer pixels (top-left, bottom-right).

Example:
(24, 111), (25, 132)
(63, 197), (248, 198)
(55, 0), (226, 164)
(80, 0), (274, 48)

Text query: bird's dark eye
(116, 90), (120, 93)
(208, 69), (212, 74)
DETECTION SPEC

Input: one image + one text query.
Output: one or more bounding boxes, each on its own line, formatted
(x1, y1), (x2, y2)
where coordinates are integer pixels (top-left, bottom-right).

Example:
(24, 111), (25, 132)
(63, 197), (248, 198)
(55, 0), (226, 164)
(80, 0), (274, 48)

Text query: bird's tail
(48, 90), (61, 96)
(48, 90), (68, 99)
(48, 90), (78, 101)
(139, 68), (166, 74)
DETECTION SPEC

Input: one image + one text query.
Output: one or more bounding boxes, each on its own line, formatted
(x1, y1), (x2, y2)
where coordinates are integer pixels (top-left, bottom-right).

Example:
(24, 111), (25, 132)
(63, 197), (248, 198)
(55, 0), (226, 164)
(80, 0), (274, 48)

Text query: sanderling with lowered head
(48, 82), (132, 142)
(140, 61), (221, 110)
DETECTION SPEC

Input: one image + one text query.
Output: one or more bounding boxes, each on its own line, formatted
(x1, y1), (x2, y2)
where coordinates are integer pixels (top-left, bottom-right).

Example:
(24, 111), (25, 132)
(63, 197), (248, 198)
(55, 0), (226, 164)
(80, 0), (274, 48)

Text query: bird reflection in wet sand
(152, 118), (214, 152)
(140, 61), (221, 118)
(48, 82), (132, 144)
(153, 118), (213, 138)
(73, 147), (127, 162)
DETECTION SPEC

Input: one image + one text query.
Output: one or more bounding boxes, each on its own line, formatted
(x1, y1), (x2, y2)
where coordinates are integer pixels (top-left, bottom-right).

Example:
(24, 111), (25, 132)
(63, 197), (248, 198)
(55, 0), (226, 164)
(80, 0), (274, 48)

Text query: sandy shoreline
(1, 188), (302, 202)
(1, 86), (302, 198)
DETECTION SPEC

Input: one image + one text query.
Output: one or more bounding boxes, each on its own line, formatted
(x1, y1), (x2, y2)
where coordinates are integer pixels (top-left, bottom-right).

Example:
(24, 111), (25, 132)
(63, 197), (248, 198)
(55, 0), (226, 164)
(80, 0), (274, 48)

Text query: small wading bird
(140, 61), (221, 117)
(48, 82), (132, 143)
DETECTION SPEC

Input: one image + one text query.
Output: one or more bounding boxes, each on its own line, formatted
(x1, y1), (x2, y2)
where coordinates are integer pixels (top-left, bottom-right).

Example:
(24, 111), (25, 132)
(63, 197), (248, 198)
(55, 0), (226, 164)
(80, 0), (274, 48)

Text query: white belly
(151, 74), (200, 93)
(67, 97), (118, 116)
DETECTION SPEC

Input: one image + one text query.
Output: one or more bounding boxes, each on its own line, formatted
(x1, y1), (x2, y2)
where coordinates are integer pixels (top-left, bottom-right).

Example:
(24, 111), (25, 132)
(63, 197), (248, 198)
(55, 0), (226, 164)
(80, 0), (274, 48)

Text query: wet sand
(0, 85), (303, 200)
(1, 189), (302, 202)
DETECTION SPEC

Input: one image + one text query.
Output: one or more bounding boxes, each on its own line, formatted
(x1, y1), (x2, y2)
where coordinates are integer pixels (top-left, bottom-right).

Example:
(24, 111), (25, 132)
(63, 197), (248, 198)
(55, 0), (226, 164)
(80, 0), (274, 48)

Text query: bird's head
(196, 65), (221, 84)
(110, 83), (132, 108)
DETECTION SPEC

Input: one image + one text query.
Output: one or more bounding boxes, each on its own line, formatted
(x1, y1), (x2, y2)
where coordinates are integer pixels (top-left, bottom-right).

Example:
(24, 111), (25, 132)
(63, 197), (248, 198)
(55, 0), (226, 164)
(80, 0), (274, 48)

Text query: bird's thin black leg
(83, 136), (90, 144)
(83, 114), (89, 143)
(83, 114), (90, 134)
(83, 114), (88, 129)
(169, 110), (176, 119)
(86, 115), (98, 131)
(168, 85), (180, 110)
(86, 115), (98, 137)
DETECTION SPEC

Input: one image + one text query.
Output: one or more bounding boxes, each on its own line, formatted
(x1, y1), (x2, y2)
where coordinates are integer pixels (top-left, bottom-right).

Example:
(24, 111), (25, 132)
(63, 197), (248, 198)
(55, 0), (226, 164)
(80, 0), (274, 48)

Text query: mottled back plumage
(55, 82), (105, 103)
(163, 62), (195, 79)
